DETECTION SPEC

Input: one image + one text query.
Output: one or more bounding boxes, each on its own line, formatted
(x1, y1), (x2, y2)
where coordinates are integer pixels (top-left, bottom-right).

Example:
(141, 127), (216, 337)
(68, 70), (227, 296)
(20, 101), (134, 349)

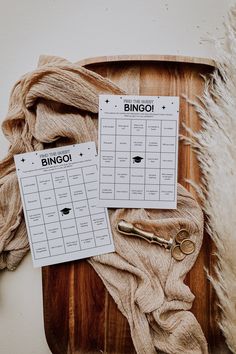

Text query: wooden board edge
(76, 54), (215, 68)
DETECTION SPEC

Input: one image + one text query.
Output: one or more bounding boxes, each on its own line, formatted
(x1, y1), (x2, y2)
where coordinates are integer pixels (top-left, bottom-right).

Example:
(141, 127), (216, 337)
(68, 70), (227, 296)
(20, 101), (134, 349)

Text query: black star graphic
(105, 99), (109, 103)
(21, 158), (25, 162)
(162, 106), (166, 110)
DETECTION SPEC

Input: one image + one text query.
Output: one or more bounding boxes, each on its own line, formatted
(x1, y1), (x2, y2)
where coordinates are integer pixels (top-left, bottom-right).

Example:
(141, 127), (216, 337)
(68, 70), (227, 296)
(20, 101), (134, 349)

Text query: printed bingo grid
(14, 142), (114, 267)
(98, 95), (179, 209)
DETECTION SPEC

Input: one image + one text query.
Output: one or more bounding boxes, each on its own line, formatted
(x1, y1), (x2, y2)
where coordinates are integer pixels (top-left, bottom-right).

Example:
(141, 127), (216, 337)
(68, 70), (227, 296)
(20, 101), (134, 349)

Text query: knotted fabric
(0, 55), (208, 353)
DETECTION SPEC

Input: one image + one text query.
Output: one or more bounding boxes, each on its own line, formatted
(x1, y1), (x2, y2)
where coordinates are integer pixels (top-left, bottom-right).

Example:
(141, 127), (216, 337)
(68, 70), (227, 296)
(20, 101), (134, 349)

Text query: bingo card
(14, 142), (114, 267)
(98, 95), (179, 209)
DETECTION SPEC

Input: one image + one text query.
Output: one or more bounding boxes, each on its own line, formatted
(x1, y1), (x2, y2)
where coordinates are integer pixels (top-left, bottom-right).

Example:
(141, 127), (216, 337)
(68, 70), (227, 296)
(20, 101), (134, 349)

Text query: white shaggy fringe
(188, 6), (236, 353)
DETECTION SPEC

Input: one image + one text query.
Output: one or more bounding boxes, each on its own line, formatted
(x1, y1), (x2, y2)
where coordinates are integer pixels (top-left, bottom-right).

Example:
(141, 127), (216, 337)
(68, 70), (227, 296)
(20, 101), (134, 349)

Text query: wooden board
(42, 55), (230, 354)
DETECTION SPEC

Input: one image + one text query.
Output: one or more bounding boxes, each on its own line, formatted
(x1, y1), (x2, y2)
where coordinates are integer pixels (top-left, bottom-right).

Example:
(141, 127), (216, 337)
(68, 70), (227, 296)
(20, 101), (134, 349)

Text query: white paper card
(98, 95), (179, 209)
(14, 142), (114, 267)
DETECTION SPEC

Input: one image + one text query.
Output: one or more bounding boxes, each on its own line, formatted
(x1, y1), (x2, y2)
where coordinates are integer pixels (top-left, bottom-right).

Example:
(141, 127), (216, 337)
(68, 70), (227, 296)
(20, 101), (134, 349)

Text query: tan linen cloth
(0, 55), (208, 354)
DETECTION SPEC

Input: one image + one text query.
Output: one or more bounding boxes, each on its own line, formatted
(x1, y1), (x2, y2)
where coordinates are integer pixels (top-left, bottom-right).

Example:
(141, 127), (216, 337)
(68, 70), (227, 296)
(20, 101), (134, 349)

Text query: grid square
(88, 198), (104, 215)
(161, 120), (176, 136)
(147, 120), (161, 136)
(40, 190), (56, 207)
(100, 167), (115, 184)
(37, 174), (53, 191)
(46, 222), (62, 239)
(115, 168), (129, 184)
(161, 137), (176, 153)
(131, 120), (146, 135)
(27, 209), (44, 227)
(70, 184), (86, 201)
(80, 236), (96, 250)
(33, 241), (50, 259)
(116, 135), (130, 151)
(21, 176), (38, 194)
(101, 151), (115, 167)
(73, 200), (90, 218)
(94, 229), (111, 246)
(101, 119), (116, 134)
(131, 152), (145, 168)
(55, 187), (71, 205)
(131, 135), (145, 151)
(130, 168), (145, 184)
(48, 238), (65, 256)
(43, 205), (59, 223)
(91, 213), (107, 231)
(117, 119), (131, 135)
(57, 203), (74, 221)
(146, 153), (161, 168)
(160, 185), (175, 201)
(52, 171), (69, 188)
(64, 235), (81, 253)
(160, 170), (175, 184)
(115, 184), (129, 200)
(25, 192), (41, 210)
(67, 168), (83, 185)
(86, 181), (99, 199)
(130, 185), (144, 200)
(100, 184), (114, 199)
(145, 169), (160, 184)
(61, 219), (77, 237)
(116, 152), (130, 168)
(145, 185), (160, 200)
(146, 136), (161, 152)
(101, 135), (115, 151)
(30, 225), (47, 243)
(161, 153), (175, 169)
(82, 165), (97, 183)
(76, 215), (93, 233)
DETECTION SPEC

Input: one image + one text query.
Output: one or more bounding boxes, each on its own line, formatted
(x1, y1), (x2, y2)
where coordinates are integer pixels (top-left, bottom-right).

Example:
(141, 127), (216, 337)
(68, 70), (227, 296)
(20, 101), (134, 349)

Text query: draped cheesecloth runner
(0, 56), (208, 354)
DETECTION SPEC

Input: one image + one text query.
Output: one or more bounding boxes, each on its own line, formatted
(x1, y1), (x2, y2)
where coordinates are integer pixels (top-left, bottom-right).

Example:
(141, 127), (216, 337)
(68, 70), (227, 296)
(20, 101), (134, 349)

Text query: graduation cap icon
(132, 156), (143, 163)
(60, 207), (71, 215)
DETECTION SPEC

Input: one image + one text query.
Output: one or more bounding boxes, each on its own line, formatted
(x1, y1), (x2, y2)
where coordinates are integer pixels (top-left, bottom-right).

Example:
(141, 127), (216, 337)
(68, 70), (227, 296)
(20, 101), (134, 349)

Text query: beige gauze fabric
(0, 55), (208, 354)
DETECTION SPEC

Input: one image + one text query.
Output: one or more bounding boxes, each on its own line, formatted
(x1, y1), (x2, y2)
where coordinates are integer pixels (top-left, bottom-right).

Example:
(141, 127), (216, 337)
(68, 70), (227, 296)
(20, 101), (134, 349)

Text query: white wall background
(0, 1), (233, 353)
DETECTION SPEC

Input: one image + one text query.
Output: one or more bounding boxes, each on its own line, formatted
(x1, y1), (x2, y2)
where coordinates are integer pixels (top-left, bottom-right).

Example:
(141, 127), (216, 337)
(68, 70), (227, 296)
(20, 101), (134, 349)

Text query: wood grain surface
(42, 56), (230, 354)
